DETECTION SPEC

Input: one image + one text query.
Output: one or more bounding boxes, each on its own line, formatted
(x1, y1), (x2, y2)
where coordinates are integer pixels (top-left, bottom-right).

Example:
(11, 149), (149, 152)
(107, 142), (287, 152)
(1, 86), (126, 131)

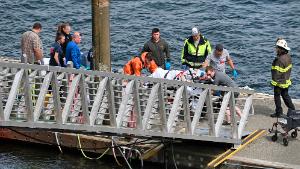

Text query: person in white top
(202, 44), (238, 78)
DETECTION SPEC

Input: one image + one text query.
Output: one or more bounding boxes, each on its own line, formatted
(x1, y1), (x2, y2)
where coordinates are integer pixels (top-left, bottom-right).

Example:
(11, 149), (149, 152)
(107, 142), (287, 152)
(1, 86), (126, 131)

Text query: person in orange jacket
(123, 52), (157, 76)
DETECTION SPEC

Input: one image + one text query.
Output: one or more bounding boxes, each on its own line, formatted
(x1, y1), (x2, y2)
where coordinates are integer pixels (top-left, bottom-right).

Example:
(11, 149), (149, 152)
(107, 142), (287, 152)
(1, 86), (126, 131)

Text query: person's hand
(232, 69), (238, 79)
(165, 62), (171, 70)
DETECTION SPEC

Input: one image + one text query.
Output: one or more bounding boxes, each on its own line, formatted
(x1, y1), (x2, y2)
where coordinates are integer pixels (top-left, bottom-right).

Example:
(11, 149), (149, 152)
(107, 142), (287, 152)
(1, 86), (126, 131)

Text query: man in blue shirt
(66, 32), (82, 69)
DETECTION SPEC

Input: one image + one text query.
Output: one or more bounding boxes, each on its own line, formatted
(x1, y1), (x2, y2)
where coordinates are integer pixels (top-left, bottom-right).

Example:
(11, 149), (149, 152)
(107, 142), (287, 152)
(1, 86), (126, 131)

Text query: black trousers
(274, 86), (295, 114)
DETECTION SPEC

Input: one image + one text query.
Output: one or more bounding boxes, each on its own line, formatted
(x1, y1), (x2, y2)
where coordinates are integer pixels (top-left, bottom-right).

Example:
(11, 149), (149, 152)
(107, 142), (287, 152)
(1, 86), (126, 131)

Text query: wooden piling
(92, 0), (111, 71)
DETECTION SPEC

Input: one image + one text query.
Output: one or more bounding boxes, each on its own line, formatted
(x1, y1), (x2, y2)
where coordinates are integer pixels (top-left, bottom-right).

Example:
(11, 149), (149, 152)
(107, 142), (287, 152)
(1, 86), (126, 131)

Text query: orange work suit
(123, 52), (157, 76)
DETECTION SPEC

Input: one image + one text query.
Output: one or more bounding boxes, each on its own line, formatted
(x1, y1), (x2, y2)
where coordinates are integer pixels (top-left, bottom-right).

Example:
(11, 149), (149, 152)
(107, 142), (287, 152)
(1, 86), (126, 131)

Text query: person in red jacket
(123, 52), (157, 76)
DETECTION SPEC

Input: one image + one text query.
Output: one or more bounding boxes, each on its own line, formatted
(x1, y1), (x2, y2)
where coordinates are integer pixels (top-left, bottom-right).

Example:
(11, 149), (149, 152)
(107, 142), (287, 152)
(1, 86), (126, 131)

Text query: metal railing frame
(0, 62), (255, 144)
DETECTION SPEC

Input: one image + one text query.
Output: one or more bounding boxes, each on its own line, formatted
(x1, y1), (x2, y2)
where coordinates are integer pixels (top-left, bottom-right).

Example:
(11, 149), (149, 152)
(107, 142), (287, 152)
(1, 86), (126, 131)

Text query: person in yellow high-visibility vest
(270, 38), (295, 118)
(181, 27), (212, 69)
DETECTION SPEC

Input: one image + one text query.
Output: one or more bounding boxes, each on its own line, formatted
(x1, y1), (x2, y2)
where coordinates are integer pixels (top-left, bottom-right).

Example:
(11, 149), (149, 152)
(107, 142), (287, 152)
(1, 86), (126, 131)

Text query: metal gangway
(0, 61), (254, 144)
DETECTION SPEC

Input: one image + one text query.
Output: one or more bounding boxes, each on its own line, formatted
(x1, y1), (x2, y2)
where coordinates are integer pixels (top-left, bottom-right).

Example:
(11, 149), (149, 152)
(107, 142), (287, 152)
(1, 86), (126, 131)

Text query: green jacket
(271, 53), (292, 88)
(181, 35), (211, 68)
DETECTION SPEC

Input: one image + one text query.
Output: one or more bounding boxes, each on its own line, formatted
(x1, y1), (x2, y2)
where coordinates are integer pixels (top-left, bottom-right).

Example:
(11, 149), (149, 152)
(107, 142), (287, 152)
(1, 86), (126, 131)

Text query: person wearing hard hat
(181, 27), (212, 69)
(123, 52), (157, 76)
(270, 38), (295, 118)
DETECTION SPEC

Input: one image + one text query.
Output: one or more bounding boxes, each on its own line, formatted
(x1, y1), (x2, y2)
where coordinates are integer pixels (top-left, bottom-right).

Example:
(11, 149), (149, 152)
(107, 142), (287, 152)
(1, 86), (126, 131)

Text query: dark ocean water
(0, 0), (299, 98)
(0, 1), (299, 167)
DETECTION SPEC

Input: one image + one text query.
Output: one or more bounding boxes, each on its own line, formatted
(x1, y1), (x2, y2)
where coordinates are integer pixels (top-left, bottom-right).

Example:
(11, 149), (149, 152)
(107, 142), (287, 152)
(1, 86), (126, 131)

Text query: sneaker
(222, 121), (231, 125)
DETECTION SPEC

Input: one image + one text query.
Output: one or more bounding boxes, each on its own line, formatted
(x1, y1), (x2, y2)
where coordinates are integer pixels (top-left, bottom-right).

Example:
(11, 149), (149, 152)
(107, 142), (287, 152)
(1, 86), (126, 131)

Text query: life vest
(181, 35), (212, 68)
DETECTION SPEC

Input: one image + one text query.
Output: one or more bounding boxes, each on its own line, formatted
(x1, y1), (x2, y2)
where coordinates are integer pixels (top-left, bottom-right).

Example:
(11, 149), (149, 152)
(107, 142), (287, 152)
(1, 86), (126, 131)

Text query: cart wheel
(271, 134), (278, 142)
(291, 131), (297, 138)
(283, 138), (288, 146)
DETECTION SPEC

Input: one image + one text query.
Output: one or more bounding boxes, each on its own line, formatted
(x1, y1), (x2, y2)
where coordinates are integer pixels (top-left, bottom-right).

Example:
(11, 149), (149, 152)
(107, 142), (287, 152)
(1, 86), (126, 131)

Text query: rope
(171, 141), (178, 169)
(121, 146), (144, 168)
(112, 137), (122, 166)
(113, 139), (133, 169)
(77, 134), (110, 160)
(54, 132), (63, 153)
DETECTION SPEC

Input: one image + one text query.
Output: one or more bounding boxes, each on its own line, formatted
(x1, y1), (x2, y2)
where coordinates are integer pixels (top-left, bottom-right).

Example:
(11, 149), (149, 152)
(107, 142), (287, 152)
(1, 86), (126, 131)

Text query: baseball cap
(192, 27), (199, 36)
(215, 44), (224, 51)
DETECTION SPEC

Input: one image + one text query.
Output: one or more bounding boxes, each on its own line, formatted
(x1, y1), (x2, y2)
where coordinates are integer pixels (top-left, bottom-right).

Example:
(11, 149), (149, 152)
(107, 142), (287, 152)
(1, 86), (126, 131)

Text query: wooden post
(92, 0), (111, 72)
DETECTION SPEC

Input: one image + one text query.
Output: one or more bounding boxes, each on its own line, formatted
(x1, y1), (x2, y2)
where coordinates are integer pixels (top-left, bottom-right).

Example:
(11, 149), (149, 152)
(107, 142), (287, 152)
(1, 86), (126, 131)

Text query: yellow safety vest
(181, 35), (211, 68)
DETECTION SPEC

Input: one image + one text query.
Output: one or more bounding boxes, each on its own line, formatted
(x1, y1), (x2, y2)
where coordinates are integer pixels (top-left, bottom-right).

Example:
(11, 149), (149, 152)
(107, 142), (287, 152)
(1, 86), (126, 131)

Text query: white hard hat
(276, 39), (290, 51)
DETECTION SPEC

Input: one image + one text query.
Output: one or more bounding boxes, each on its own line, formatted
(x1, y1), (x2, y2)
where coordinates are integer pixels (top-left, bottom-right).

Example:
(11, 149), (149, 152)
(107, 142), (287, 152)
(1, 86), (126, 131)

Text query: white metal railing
(0, 61), (255, 144)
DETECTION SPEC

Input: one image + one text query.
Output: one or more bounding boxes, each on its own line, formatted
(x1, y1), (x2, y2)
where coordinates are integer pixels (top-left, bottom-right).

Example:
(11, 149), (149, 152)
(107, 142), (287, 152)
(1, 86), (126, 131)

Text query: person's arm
(34, 48), (43, 61)
(164, 41), (171, 70)
(227, 57), (235, 70)
(206, 40), (212, 54)
(33, 36), (43, 62)
(181, 40), (188, 64)
(71, 47), (80, 69)
(226, 52), (237, 78)
(164, 41), (170, 60)
(225, 50), (234, 69)
(53, 52), (60, 66)
(202, 54), (211, 68)
(142, 42), (150, 53)
(228, 58), (238, 78)
(132, 58), (143, 76)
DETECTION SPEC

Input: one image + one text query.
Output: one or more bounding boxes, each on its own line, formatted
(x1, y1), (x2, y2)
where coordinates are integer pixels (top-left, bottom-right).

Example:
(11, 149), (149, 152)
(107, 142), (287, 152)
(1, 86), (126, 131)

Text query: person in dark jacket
(270, 38), (295, 117)
(142, 28), (171, 69)
(56, 23), (72, 67)
(49, 33), (65, 66)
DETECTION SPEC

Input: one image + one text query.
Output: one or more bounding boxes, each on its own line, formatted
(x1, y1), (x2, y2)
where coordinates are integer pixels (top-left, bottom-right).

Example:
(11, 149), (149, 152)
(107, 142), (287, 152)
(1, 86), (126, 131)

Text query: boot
(270, 113), (282, 118)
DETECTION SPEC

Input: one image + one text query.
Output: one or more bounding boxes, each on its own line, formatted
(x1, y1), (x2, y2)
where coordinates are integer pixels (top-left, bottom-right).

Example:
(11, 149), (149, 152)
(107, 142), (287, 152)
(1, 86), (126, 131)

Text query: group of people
(20, 22), (295, 120)
(124, 27), (296, 121)
(124, 27), (238, 78)
(21, 22), (83, 69)
(123, 27), (242, 124)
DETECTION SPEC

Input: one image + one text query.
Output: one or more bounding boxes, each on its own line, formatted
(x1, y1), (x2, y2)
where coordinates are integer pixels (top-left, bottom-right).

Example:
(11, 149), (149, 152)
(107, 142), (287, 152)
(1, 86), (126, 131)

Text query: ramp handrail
(0, 62), (255, 144)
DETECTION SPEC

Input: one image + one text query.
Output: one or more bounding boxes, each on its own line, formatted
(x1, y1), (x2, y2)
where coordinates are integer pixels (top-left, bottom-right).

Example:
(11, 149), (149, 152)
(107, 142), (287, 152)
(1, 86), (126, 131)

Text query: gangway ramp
(0, 62), (254, 144)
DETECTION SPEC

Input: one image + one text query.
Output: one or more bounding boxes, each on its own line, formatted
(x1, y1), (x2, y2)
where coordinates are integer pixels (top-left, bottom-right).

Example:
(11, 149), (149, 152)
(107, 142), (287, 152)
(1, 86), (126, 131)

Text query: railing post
(24, 69), (34, 122)
(51, 72), (62, 124)
(133, 80), (142, 130)
(229, 91), (238, 139)
(206, 89), (215, 136)
(183, 86), (192, 134)
(107, 78), (116, 127)
(79, 74), (90, 125)
(158, 83), (167, 132)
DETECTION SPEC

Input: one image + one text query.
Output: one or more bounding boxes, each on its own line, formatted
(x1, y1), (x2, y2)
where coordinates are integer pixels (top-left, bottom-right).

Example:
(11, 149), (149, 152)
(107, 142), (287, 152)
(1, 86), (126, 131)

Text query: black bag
(286, 109), (300, 129)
